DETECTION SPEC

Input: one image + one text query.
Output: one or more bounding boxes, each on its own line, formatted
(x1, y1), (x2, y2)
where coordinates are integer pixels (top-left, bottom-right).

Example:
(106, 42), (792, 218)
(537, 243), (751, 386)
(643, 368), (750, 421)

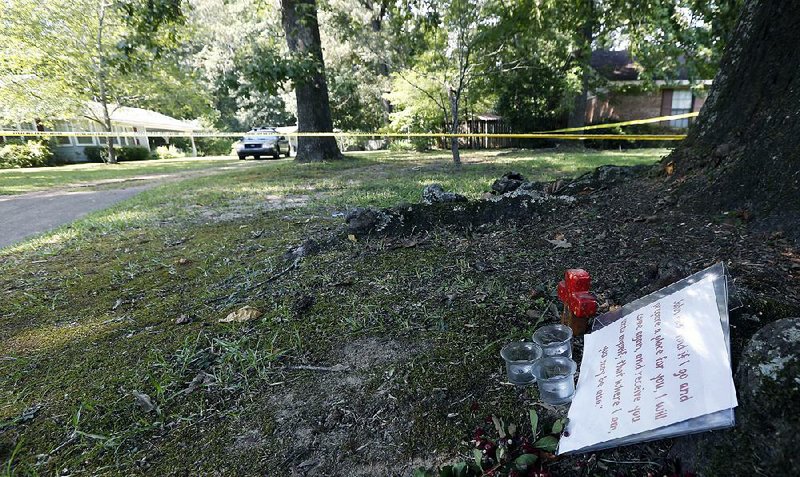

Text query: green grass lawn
(0, 156), (251, 195)
(0, 148), (669, 475)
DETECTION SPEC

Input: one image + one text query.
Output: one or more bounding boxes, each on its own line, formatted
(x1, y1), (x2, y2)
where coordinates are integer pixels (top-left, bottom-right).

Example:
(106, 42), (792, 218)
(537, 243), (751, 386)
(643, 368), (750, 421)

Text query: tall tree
(280, 0), (341, 162)
(187, 0), (295, 131)
(0, 0), (189, 163)
(384, 0), (491, 164)
(664, 0), (800, 242)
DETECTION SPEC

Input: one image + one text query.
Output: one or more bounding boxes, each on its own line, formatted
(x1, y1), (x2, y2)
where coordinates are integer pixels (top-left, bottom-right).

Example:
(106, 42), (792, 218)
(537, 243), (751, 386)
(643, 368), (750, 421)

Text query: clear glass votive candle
(500, 341), (543, 386)
(532, 323), (573, 358)
(531, 356), (577, 405)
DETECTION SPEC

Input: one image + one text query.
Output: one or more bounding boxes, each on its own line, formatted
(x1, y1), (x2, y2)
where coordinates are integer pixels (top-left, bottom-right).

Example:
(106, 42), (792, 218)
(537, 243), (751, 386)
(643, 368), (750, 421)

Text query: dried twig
(280, 364), (349, 373)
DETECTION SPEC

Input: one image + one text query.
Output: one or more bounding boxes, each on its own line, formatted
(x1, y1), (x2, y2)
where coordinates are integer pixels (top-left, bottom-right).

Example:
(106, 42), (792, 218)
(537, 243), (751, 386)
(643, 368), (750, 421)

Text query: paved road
(0, 183), (159, 249)
(0, 160), (268, 249)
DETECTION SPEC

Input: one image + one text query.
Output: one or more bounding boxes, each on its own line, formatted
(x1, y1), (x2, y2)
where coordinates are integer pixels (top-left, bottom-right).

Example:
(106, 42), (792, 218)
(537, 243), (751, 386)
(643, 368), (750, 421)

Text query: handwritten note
(558, 276), (738, 454)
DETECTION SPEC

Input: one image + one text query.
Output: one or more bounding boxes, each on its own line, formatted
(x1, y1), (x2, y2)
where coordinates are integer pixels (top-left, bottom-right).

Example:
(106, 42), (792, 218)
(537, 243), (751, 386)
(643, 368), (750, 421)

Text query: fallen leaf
(183, 371), (216, 394)
(219, 306), (262, 323)
(347, 234), (357, 242)
(526, 309), (541, 319)
(112, 299), (122, 311)
(133, 391), (155, 412)
(546, 239), (572, 249)
(175, 314), (192, 325)
(177, 258), (191, 265)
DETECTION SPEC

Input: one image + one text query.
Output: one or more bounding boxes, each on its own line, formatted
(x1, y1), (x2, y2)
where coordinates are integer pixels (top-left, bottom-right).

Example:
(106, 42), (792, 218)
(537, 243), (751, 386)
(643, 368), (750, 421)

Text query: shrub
(84, 146), (105, 163)
(117, 146), (151, 162)
(0, 140), (53, 169)
(582, 120), (678, 149)
(154, 145), (186, 159)
(84, 145), (152, 162)
(389, 137), (431, 152)
(195, 137), (235, 156)
(168, 137), (192, 152)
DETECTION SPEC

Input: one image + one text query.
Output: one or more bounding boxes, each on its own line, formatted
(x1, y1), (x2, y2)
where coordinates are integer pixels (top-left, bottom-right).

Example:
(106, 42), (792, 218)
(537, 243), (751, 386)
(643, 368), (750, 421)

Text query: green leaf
(508, 422), (517, 437)
(551, 418), (568, 435)
(514, 453), (539, 470)
(497, 445), (506, 462)
(529, 408), (539, 438)
(438, 465), (454, 477)
(473, 448), (483, 470)
(452, 462), (468, 477)
(533, 435), (559, 453)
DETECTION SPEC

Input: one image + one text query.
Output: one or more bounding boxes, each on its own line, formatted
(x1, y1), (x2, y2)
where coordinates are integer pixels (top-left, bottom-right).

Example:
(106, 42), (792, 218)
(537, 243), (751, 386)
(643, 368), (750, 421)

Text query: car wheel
(238, 154), (246, 160)
(254, 155), (261, 160)
(273, 147), (280, 159)
(284, 147), (290, 158)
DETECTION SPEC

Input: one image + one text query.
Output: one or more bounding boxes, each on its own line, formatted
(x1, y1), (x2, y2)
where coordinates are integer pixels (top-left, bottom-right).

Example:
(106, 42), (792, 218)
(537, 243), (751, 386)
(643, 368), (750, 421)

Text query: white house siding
(1, 104), (199, 162)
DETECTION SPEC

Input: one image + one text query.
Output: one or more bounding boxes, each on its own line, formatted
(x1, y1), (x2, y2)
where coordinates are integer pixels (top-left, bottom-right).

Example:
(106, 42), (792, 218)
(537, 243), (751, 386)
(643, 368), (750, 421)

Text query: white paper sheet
(558, 276), (738, 454)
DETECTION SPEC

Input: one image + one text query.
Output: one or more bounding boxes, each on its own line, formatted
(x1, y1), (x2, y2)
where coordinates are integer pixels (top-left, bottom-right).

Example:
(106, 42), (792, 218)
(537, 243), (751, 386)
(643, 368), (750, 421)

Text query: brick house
(585, 50), (711, 128)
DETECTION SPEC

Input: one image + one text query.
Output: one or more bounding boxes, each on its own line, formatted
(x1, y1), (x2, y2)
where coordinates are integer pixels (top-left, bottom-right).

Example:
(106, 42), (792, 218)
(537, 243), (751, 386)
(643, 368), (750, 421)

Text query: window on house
(669, 90), (693, 128)
(101, 126), (120, 145)
(76, 122), (97, 145)
(54, 121), (73, 146)
(18, 121), (37, 141)
(121, 126), (133, 146)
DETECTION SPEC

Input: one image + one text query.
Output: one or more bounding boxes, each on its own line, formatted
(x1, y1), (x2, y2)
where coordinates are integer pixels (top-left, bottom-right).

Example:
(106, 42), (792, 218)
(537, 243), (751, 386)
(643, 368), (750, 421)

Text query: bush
(195, 137), (235, 156)
(582, 120), (678, 149)
(84, 145), (152, 163)
(84, 146), (105, 163)
(0, 140), (53, 169)
(117, 146), (152, 162)
(388, 137), (431, 152)
(154, 145), (186, 159)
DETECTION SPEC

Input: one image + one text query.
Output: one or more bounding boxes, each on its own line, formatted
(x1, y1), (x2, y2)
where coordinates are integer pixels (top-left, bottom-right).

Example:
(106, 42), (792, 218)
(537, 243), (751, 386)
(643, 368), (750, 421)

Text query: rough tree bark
(280, 0), (341, 162)
(566, 0), (595, 130)
(96, 1), (116, 164)
(449, 88), (461, 165)
(664, 0), (800, 242)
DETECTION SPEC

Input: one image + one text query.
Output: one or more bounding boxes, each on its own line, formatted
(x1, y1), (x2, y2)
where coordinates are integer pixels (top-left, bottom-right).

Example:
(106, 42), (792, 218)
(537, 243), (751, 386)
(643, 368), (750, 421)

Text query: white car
(236, 128), (291, 160)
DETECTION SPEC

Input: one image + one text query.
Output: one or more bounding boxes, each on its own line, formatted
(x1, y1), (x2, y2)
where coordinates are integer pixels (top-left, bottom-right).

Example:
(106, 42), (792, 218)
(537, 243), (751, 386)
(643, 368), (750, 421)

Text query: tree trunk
(664, 0), (800, 242)
(96, 1), (116, 164)
(449, 88), (461, 165)
(566, 0), (595, 130)
(280, 0), (341, 162)
(367, 0), (392, 122)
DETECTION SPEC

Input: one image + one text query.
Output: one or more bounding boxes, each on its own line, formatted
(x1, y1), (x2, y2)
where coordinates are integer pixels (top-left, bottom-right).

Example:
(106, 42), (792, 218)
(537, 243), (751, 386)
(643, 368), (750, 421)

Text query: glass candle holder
(500, 341), (543, 386)
(532, 323), (573, 359)
(531, 356), (577, 405)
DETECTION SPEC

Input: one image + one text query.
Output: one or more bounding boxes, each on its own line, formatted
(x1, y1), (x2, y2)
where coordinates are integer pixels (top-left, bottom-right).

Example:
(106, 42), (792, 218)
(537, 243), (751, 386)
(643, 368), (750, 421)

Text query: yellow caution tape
(0, 130), (686, 141)
(0, 112), (694, 141)
(544, 112), (699, 133)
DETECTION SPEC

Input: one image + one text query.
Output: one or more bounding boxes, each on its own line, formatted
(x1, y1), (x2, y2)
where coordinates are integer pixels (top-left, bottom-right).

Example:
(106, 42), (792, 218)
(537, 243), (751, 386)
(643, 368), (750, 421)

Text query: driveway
(0, 162), (264, 249)
(0, 184), (160, 249)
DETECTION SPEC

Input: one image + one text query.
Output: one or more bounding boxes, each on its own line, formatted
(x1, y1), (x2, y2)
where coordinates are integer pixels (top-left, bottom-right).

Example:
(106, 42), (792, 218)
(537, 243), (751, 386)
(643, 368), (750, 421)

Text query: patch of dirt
(189, 194), (327, 223)
(260, 337), (433, 476)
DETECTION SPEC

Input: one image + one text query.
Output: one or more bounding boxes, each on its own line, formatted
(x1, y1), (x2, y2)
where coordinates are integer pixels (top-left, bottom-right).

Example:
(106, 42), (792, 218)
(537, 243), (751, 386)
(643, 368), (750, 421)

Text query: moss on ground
(0, 149), (668, 475)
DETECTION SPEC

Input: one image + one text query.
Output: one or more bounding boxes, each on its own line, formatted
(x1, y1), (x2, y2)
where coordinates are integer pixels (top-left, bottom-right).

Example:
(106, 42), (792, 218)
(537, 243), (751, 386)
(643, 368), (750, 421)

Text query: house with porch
(0, 102), (201, 162)
(585, 50), (712, 128)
